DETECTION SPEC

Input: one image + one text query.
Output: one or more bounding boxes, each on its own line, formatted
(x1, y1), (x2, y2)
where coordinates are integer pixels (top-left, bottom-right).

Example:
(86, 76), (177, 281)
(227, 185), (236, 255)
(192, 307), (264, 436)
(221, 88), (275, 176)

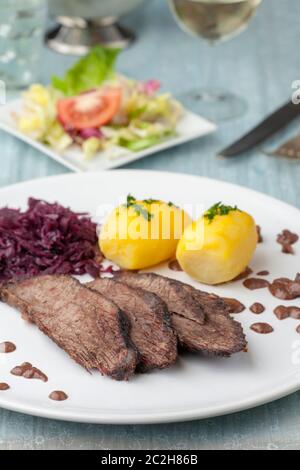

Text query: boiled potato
(176, 203), (257, 285)
(99, 196), (192, 270)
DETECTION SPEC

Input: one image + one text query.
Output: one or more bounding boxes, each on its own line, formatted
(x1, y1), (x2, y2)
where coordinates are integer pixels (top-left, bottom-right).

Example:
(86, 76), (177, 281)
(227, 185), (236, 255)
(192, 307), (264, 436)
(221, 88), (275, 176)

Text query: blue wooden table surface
(0, 0), (300, 450)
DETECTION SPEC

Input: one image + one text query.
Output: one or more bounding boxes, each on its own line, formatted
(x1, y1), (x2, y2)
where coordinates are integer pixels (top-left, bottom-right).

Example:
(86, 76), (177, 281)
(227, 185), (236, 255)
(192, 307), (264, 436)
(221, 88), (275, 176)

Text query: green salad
(17, 46), (182, 159)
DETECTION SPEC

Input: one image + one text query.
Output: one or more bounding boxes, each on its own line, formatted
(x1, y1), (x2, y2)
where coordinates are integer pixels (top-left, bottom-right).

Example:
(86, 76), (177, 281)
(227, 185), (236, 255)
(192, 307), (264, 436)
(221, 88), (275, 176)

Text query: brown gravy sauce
(274, 305), (300, 320)
(281, 244), (294, 255)
(277, 229), (299, 254)
(250, 303), (265, 314)
(0, 383), (10, 391)
(250, 323), (274, 334)
(223, 297), (246, 314)
(49, 391), (68, 401)
(10, 362), (48, 382)
(243, 278), (270, 290)
(0, 342), (16, 353)
(168, 259), (183, 272)
(256, 225), (264, 243)
(257, 270), (269, 276)
(269, 275), (300, 300)
(256, 225), (263, 243)
(233, 267), (253, 281)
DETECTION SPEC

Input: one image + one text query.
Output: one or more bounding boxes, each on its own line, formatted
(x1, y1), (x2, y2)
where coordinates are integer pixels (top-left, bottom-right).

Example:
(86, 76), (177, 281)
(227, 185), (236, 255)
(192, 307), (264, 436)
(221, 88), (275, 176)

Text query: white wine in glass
(168, 0), (262, 120)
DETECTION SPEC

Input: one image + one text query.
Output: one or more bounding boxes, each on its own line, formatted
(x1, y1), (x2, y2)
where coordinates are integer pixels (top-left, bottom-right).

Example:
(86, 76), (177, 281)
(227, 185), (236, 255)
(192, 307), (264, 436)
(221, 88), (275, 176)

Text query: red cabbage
(139, 79), (161, 96)
(0, 198), (102, 282)
(80, 128), (103, 140)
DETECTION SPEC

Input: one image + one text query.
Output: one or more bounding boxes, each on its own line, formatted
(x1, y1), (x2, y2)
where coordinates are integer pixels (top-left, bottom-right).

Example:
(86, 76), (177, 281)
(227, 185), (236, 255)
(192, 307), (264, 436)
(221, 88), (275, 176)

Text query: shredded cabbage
(82, 137), (103, 159)
(17, 84), (72, 150)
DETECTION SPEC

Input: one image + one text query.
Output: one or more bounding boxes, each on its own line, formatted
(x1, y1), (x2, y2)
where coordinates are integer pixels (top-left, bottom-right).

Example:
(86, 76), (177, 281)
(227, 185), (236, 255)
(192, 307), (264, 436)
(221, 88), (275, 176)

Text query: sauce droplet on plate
(0, 342), (16, 353)
(250, 303), (265, 314)
(49, 391), (68, 401)
(250, 323), (274, 334)
(243, 278), (270, 290)
(257, 270), (269, 276)
(269, 275), (300, 300)
(256, 225), (263, 243)
(168, 259), (183, 272)
(0, 383), (10, 391)
(277, 229), (298, 254)
(274, 305), (300, 320)
(232, 267), (253, 281)
(223, 297), (246, 314)
(10, 362), (48, 382)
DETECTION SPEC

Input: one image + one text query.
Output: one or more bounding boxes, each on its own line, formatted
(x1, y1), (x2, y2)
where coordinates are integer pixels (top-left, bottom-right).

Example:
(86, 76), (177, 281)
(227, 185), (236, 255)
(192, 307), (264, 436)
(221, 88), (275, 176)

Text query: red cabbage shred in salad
(0, 198), (102, 282)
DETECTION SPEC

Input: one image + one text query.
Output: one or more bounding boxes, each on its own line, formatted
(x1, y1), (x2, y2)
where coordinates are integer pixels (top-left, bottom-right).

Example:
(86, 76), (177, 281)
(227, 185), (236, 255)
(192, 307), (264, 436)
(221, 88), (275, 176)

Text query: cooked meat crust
(115, 271), (205, 324)
(88, 278), (177, 371)
(0, 275), (137, 380)
(114, 272), (247, 356)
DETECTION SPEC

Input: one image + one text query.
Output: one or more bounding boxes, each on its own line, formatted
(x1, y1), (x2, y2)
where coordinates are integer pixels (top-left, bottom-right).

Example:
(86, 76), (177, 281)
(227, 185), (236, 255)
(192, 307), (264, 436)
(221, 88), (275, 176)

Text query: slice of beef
(179, 284), (246, 354)
(87, 278), (177, 371)
(114, 271), (205, 324)
(0, 275), (137, 381)
(115, 272), (247, 357)
(171, 312), (246, 356)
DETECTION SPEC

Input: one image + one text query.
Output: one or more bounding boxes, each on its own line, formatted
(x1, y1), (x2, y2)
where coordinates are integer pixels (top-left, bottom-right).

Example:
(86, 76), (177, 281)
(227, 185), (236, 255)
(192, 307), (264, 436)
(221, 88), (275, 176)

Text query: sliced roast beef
(114, 272), (247, 356)
(87, 278), (177, 371)
(0, 275), (137, 380)
(171, 310), (246, 356)
(114, 271), (205, 324)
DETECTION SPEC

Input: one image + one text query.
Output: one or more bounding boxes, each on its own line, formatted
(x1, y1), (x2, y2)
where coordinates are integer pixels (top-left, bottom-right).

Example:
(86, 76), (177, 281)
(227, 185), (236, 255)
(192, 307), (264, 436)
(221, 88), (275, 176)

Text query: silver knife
(218, 101), (300, 158)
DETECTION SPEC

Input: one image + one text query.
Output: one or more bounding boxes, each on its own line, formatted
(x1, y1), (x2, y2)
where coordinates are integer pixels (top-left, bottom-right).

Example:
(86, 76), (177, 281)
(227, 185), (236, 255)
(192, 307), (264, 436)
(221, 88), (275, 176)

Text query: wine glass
(168, 0), (262, 121)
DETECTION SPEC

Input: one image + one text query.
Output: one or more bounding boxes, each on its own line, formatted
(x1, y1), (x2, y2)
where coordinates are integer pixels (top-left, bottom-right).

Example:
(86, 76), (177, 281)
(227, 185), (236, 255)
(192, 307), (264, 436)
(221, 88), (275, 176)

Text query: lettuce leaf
(118, 135), (165, 152)
(51, 46), (120, 96)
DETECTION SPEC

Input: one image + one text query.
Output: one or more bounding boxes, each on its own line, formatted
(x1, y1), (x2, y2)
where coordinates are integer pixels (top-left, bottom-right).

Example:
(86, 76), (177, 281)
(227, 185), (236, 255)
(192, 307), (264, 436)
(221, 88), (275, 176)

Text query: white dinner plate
(0, 170), (299, 424)
(0, 100), (216, 172)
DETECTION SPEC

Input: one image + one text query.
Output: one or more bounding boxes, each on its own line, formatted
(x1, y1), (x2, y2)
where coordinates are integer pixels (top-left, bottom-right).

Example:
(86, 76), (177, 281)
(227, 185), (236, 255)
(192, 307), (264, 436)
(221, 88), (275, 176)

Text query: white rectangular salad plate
(0, 100), (216, 172)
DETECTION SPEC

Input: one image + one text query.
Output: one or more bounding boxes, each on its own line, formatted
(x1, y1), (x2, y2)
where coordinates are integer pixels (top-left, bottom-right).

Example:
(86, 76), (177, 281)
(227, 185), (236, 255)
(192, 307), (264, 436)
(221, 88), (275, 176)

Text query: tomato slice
(57, 88), (122, 130)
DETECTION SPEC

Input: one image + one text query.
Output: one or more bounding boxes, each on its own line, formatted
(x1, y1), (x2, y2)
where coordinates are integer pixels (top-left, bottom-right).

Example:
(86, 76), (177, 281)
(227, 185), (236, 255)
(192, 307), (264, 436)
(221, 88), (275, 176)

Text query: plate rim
(1, 168), (299, 215)
(0, 378), (299, 424)
(0, 169), (299, 424)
